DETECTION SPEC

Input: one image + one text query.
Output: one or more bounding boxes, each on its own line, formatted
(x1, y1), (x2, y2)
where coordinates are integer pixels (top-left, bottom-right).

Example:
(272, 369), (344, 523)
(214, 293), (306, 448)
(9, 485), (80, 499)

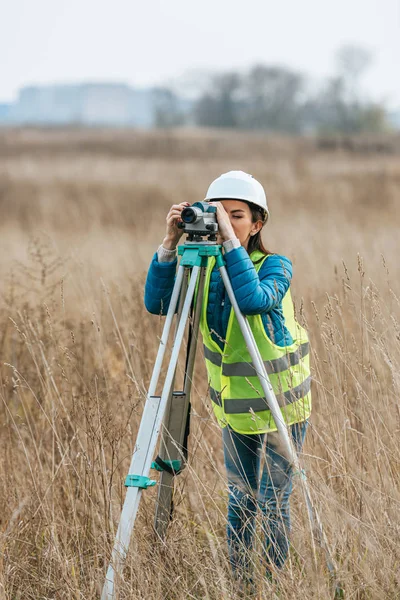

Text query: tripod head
(177, 201), (218, 242)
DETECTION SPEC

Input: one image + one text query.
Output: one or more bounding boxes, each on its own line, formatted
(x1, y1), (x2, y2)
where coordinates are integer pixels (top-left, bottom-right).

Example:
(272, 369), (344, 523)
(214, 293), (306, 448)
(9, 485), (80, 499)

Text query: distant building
(1, 83), (158, 127)
(0, 103), (11, 121)
(388, 110), (400, 130)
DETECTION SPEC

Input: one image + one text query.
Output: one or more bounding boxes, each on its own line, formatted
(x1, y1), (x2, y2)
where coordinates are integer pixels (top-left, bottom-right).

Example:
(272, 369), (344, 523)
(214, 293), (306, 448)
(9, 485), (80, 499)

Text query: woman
(144, 171), (311, 584)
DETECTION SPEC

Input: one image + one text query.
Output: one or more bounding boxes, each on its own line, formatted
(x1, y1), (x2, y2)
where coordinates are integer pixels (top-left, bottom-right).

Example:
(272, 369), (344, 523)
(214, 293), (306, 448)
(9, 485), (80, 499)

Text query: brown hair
(245, 202), (272, 261)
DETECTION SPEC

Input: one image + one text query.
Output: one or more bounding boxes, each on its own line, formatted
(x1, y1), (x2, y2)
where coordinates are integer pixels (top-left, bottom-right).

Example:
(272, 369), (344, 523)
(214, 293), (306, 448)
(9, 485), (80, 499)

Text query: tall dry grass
(0, 128), (399, 599)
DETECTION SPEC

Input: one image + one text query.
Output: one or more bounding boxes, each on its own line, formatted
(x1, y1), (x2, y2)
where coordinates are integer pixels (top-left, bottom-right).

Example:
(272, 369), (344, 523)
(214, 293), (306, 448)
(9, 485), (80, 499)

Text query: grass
(0, 127), (399, 599)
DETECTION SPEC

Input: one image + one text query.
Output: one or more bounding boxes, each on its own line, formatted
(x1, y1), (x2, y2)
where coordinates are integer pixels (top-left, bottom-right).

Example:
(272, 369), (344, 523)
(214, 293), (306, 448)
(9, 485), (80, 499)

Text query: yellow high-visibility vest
(199, 250), (311, 434)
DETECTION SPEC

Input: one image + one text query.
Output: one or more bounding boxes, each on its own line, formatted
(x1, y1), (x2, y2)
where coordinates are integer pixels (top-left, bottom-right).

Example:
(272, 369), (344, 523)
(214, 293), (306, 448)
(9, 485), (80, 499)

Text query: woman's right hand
(163, 202), (191, 250)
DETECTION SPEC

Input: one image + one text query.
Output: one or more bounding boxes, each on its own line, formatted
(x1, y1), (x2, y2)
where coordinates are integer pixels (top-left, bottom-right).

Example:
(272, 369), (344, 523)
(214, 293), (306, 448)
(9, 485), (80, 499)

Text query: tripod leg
(146, 265), (185, 400)
(154, 267), (206, 538)
(102, 265), (201, 600)
(218, 264), (341, 590)
(152, 269), (189, 536)
(153, 391), (187, 537)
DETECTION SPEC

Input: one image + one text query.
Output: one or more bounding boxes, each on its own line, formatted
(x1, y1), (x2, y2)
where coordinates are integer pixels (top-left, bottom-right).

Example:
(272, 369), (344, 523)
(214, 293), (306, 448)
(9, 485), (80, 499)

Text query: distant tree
(336, 45), (372, 95)
(306, 76), (352, 132)
(239, 65), (305, 133)
(193, 65), (305, 132)
(308, 45), (387, 133)
(359, 105), (387, 133)
(189, 47), (388, 134)
(194, 72), (240, 128)
(194, 93), (220, 127)
(152, 87), (185, 128)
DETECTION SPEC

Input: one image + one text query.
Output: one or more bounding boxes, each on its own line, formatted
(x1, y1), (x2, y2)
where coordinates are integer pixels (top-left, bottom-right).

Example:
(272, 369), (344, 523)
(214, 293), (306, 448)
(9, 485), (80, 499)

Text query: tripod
(101, 239), (343, 599)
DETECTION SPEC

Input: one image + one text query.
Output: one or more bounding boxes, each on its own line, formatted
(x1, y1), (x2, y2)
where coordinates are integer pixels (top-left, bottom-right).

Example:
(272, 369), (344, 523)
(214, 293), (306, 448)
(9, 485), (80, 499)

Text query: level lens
(181, 207), (196, 223)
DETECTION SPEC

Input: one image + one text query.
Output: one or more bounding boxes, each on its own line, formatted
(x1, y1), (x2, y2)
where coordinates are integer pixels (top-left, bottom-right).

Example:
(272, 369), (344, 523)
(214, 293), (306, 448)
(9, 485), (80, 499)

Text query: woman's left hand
(209, 202), (236, 242)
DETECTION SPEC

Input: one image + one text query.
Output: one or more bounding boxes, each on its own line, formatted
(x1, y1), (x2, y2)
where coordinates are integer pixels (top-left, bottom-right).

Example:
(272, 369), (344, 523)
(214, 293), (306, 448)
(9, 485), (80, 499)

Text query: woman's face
(218, 199), (262, 249)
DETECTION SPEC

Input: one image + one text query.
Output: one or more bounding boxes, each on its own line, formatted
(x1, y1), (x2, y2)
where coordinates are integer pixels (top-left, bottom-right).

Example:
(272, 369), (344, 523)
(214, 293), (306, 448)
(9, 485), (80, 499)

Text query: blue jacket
(144, 247), (293, 349)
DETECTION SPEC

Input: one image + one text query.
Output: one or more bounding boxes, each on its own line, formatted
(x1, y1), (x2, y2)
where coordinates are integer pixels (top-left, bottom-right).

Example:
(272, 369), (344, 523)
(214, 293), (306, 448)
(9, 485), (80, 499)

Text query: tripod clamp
(178, 242), (225, 268)
(151, 457), (183, 476)
(125, 474), (157, 489)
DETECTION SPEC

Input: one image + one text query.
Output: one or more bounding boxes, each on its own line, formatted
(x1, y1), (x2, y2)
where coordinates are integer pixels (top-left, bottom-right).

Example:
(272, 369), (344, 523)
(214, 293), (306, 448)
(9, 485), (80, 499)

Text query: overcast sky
(1, 0), (399, 107)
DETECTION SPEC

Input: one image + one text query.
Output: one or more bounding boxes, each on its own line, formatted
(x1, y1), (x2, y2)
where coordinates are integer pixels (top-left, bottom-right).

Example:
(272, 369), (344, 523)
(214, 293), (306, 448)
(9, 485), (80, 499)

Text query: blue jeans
(222, 421), (308, 577)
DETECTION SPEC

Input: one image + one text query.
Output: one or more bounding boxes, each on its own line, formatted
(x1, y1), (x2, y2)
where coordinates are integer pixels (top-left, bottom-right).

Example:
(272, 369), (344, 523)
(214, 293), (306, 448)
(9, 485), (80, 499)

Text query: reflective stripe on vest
(204, 341), (309, 376)
(210, 376), (311, 414)
(203, 345), (222, 367)
(209, 387), (222, 406)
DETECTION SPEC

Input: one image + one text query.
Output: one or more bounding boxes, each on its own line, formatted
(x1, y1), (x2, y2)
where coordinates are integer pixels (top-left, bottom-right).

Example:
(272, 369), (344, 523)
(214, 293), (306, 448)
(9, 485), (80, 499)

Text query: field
(0, 128), (399, 599)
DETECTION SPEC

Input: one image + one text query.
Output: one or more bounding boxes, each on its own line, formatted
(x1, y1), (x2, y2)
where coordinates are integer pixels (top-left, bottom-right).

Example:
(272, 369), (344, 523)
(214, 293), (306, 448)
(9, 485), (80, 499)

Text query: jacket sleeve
(224, 247), (292, 315)
(144, 253), (178, 315)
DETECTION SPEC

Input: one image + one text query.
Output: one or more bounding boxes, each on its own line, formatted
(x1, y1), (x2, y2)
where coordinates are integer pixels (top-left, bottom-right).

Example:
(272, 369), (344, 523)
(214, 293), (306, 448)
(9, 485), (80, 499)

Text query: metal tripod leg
(102, 265), (201, 600)
(154, 267), (206, 539)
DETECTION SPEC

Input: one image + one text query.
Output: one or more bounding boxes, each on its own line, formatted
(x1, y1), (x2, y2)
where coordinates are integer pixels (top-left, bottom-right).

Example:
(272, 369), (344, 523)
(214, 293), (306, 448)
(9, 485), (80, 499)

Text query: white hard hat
(204, 170), (269, 221)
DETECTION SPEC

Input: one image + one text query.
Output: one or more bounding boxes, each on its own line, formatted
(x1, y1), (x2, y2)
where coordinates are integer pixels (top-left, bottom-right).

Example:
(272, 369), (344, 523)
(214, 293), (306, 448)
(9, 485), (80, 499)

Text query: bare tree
(307, 45), (386, 133)
(191, 48), (387, 134)
(239, 65), (304, 132)
(153, 87), (186, 128)
(336, 45), (372, 86)
(194, 72), (240, 128)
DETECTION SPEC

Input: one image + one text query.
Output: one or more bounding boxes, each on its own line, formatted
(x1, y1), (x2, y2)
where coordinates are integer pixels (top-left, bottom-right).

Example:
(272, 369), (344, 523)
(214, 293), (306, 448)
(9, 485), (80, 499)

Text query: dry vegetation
(0, 128), (399, 599)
